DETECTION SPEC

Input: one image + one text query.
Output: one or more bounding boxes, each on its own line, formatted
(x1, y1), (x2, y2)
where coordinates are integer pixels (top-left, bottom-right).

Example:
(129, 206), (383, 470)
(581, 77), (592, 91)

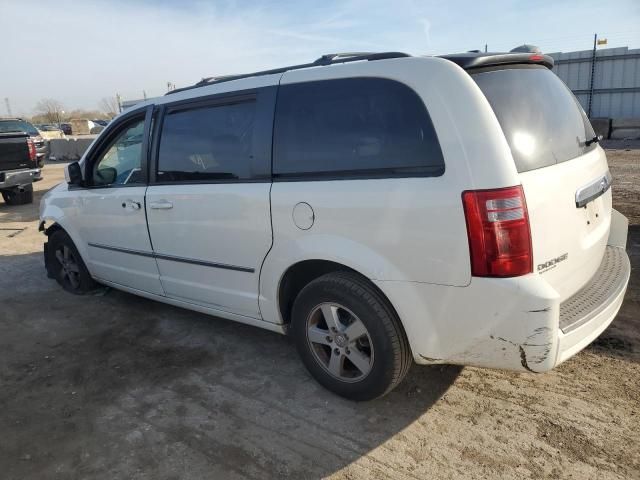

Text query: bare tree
(34, 98), (65, 124)
(99, 96), (120, 119)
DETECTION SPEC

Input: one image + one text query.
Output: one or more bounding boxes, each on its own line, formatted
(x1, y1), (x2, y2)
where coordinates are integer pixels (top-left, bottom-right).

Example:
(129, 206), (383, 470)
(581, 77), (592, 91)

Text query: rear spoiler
(439, 52), (554, 71)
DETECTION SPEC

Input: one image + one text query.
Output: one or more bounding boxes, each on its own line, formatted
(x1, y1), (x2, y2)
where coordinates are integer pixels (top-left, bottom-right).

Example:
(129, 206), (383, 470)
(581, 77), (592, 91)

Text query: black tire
(291, 271), (412, 401)
(46, 230), (96, 294)
(2, 185), (33, 205)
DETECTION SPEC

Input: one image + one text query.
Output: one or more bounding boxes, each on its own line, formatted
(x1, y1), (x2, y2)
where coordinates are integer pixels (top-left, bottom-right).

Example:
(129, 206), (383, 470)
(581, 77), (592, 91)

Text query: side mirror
(65, 161), (83, 186)
(96, 167), (117, 185)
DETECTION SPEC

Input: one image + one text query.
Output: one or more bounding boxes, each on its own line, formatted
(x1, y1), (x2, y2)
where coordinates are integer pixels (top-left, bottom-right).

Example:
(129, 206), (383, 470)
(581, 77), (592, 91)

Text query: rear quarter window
(273, 77), (444, 178)
(472, 67), (596, 173)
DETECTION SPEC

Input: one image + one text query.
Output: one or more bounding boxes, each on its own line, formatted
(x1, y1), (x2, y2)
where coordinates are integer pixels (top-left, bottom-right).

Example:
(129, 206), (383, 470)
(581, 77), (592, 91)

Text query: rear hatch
(0, 132), (32, 171)
(472, 65), (610, 300)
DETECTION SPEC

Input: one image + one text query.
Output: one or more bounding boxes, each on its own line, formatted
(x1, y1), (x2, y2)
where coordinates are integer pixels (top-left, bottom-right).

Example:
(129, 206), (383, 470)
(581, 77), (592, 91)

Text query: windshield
(0, 120), (39, 136)
(472, 66), (596, 173)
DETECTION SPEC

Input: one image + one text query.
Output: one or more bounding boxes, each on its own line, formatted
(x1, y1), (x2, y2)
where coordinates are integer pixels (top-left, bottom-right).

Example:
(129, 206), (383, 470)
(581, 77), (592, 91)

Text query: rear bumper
(556, 250), (629, 364)
(375, 211), (630, 372)
(0, 168), (42, 189)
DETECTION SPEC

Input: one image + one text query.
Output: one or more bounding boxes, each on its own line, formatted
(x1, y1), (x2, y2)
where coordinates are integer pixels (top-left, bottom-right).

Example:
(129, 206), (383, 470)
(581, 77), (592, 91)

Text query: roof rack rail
(166, 51), (411, 95)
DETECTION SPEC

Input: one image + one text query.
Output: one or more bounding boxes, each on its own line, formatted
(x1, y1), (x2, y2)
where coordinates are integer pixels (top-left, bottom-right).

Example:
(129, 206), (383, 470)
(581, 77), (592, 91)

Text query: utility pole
(4, 97), (12, 117)
(587, 33), (597, 118)
(484, 43), (488, 52)
(116, 93), (122, 113)
(143, 90), (147, 100)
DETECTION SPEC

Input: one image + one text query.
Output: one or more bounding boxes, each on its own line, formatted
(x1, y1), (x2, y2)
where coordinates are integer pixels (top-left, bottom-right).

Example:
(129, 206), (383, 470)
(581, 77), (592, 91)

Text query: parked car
(39, 51), (630, 400)
(59, 123), (72, 135)
(36, 124), (66, 140)
(0, 118), (48, 167)
(0, 131), (42, 205)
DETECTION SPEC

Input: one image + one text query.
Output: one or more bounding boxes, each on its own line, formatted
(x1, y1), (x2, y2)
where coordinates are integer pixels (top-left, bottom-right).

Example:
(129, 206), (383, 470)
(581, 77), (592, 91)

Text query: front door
(145, 90), (275, 318)
(76, 107), (164, 295)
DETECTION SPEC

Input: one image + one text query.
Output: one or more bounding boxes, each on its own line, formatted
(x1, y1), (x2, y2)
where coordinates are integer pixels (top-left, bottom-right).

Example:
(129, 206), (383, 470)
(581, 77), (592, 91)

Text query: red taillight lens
(27, 138), (37, 163)
(529, 54), (544, 62)
(462, 185), (532, 277)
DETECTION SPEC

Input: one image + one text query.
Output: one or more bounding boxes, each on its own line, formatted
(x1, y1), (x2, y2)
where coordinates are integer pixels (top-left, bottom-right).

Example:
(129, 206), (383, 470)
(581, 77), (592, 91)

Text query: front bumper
(0, 168), (42, 189)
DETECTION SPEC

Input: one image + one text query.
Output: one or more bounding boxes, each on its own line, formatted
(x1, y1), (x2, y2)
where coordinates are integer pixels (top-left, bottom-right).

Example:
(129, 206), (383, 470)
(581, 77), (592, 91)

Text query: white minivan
(40, 52), (630, 400)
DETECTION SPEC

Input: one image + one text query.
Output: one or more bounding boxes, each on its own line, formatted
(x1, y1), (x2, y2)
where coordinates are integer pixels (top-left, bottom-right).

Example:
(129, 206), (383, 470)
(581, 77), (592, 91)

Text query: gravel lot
(0, 150), (638, 479)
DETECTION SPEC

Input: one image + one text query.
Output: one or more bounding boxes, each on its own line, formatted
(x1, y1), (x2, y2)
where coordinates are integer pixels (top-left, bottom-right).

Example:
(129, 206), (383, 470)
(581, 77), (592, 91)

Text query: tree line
(28, 97), (119, 124)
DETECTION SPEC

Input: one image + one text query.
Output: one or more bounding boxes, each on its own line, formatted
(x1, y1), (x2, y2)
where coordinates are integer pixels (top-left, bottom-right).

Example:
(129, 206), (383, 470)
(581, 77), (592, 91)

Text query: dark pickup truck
(0, 132), (42, 205)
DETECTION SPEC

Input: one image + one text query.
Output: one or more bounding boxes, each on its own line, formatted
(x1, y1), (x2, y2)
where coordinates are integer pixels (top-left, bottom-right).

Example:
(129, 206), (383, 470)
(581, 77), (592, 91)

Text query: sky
(2, 0), (639, 116)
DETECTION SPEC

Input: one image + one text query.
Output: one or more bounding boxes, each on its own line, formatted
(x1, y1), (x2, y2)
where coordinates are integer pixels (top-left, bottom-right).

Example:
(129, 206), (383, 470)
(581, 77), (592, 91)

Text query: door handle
(149, 200), (173, 210)
(122, 199), (141, 210)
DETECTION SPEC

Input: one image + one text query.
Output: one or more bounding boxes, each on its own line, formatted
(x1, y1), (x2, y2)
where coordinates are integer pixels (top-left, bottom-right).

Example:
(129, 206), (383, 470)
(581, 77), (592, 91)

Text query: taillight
(462, 185), (532, 277)
(27, 138), (37, 163)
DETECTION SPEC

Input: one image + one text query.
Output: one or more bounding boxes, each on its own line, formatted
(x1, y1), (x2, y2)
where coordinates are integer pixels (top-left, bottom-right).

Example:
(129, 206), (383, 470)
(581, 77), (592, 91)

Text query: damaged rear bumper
(517, 245), (629, 372)
(375, 210), (630, 373)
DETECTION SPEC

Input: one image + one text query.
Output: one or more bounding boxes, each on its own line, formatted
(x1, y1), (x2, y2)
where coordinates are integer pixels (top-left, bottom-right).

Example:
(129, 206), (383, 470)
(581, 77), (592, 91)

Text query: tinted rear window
(472, 67), (596, 173)
(273, 77), (444, 178)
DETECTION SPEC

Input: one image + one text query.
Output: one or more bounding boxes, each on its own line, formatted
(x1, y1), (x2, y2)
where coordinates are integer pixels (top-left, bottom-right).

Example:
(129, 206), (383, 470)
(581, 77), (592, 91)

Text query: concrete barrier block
(610, 128), (640, 140)
(49, 138), (95, 161)
(611, 118), (640, 129)
(73, 138), (95, 158)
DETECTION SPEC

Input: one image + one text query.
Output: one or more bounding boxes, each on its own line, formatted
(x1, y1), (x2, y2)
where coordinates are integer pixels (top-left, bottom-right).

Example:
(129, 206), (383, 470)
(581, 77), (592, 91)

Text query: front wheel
(292, 271), (412, 401)
(46, 230), (97, 294)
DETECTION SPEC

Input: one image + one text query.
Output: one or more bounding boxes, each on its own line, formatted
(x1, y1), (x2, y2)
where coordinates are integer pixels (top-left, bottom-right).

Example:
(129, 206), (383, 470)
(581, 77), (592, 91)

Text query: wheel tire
(292, 271), (412, 401)
(46, 230), (96, 294)
(2, 185), (33, 205)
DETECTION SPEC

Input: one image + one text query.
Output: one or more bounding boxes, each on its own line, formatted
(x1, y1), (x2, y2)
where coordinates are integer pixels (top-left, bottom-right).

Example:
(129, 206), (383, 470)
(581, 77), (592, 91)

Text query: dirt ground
(0, 149), (638, 479)
(604, 141), (640, 225)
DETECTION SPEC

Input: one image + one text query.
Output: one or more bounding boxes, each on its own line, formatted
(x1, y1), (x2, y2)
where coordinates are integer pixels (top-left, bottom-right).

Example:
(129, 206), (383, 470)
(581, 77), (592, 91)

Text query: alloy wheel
(306, 302), (374, 382)
(55, 245), (81, 290)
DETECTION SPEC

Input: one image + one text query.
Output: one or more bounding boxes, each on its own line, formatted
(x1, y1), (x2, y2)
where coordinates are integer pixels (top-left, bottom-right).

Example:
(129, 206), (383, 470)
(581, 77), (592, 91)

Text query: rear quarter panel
(260, 57), (521, 324)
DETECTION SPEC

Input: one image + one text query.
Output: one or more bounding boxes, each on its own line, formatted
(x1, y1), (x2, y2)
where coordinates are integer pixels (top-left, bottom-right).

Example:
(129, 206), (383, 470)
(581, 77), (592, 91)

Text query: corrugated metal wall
(549, 46), (640, 119)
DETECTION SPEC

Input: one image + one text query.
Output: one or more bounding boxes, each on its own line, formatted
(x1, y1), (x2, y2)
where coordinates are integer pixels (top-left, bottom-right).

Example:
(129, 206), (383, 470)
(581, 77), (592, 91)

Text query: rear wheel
(292, 271), (411, 401)
(1, 185), (33, 205)
(46, 230), (96, 294)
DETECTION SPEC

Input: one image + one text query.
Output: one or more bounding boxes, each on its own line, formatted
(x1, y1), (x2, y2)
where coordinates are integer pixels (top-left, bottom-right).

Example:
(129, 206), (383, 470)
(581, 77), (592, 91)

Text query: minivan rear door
(473, 66), (610, 300)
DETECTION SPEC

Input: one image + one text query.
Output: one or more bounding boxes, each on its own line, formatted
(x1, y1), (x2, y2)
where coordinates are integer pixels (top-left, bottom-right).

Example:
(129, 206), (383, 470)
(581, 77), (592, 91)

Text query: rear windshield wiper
(585, 135), (601, 146)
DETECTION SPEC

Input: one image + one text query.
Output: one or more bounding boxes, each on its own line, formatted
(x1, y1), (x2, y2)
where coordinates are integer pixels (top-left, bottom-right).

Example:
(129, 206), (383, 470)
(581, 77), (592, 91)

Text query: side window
(157, 100), (256, 182)
(273, 77), (444, 178)
(92, 118), (145, 186)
